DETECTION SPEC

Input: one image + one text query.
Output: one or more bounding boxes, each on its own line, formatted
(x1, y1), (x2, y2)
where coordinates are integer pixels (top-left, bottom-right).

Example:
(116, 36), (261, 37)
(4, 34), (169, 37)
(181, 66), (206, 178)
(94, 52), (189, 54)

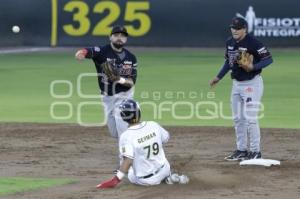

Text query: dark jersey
(225, 34), (272, 81)
(85, 45), (137, 96)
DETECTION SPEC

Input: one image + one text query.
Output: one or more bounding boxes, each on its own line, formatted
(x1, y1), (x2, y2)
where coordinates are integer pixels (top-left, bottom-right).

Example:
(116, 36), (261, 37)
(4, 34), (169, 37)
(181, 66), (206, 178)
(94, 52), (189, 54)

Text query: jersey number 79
(143, 142), (159, 159)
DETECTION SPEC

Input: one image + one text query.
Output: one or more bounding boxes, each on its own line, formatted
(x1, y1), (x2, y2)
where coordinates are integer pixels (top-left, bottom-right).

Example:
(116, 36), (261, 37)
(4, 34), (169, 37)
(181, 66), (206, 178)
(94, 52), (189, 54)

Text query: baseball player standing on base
(96, 99), (189, 188)
(75, 26), (137, 139)
(209, 17), (273, 161)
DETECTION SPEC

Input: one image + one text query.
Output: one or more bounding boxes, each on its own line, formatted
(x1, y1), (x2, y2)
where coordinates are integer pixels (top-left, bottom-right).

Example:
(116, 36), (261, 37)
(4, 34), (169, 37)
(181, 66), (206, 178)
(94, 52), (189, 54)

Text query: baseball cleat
(225, 150), (248, 161)
(247, 151), (262, 159)
(165, 173), (189, 184)
(165, 173), (179, 184)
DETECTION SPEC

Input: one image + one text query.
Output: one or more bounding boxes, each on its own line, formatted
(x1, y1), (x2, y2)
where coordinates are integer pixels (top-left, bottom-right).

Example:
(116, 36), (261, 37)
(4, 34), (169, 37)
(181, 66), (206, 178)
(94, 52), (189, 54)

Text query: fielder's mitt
(237, 51), (254, 72)
(101, 60), (120, 82)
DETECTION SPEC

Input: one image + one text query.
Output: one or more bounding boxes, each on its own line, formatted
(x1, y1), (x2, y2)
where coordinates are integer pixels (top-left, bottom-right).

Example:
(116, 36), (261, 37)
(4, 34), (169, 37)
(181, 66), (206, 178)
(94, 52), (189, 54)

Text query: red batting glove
(96, 176), (121, 189)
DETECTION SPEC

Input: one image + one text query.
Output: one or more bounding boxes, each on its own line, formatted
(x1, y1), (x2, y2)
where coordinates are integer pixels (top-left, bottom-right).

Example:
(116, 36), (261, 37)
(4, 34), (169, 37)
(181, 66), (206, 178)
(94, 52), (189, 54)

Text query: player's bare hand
(209, 77), (220, 88)
(75, 49), (88, 61)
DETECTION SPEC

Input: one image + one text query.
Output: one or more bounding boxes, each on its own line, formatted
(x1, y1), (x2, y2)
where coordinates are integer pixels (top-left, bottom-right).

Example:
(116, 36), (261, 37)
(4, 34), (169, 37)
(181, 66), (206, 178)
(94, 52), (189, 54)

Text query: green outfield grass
(0, 48), (299, 128)
(0, 177), (76, 196)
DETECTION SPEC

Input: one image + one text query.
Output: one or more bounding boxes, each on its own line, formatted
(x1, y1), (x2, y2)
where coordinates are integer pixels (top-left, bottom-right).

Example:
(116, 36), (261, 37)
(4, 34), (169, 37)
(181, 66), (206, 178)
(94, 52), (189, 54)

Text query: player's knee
(247, 119), (258, 125)
(233, 116), (246, 125)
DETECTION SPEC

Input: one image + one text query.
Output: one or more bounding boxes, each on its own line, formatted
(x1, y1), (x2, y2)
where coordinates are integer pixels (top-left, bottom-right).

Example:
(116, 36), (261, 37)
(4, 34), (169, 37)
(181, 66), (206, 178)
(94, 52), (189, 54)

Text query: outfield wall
(1, 0), (299, 47)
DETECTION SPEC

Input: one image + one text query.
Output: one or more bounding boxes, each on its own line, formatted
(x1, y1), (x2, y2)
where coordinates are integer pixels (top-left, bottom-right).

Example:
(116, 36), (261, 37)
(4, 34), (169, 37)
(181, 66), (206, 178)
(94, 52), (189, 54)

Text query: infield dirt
(0, 123), (299, 199)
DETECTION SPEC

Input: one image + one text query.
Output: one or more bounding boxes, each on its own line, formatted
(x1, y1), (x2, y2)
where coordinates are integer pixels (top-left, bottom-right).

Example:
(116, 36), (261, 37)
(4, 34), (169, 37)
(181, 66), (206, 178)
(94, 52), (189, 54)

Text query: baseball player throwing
(209, 17), (273, 161)
(96, 99), (189, 188)
(75, 26), (137, 139)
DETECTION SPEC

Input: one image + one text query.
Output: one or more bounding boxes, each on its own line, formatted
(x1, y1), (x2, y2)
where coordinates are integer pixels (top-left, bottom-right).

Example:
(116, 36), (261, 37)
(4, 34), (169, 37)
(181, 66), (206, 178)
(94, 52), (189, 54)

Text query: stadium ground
(0, 123), (299, 199)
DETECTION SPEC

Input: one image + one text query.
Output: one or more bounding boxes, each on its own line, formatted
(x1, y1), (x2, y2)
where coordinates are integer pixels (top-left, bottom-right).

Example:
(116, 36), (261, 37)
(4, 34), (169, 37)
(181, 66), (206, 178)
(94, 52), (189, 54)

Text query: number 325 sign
(51, 0), (151, 46)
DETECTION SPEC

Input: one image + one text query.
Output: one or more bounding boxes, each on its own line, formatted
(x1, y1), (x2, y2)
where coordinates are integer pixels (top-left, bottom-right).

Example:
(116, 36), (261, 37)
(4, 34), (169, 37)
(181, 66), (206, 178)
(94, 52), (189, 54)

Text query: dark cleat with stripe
(225, 150), (248, 161)
(247, 151), (262, 160)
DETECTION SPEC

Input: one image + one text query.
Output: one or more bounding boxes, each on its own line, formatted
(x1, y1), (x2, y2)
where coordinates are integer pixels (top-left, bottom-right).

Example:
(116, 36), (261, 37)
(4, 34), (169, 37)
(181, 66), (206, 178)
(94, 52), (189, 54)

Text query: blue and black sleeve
(216, 60), (230, 80)
(85, 46), (102, 59)
(252, 39), (273, 71)
(253, 57), (273, 71)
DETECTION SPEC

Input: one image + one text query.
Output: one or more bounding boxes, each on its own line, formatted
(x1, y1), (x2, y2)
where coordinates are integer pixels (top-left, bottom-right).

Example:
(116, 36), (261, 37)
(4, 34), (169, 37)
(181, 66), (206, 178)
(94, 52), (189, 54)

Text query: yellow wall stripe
(51, 0), (58, 46)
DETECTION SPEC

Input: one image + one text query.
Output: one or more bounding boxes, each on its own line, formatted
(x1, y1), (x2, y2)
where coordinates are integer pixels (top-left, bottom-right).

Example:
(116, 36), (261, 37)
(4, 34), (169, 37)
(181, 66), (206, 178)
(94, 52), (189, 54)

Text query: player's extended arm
(119, 157), (133, 173)
(96, 157), (133, 189)
(75, 47), (100, 60)
(209, 61), (230, 88)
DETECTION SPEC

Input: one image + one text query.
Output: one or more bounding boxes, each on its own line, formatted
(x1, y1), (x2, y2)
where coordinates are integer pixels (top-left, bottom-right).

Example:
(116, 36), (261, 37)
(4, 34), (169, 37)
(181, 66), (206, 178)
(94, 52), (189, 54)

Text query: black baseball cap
(111, 25), (128, 36)
(229, 17), (248, 30)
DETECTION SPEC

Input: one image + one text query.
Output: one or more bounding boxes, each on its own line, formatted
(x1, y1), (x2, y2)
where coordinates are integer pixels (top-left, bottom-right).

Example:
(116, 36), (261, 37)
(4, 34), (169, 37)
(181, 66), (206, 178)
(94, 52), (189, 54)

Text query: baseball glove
(237, 51), (254, 72)
(101, 60), (120, 82)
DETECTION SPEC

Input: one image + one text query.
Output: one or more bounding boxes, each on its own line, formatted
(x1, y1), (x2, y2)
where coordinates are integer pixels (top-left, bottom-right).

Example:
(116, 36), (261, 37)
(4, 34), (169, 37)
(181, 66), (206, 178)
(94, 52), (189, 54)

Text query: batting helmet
(119, 99), (141, 124)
